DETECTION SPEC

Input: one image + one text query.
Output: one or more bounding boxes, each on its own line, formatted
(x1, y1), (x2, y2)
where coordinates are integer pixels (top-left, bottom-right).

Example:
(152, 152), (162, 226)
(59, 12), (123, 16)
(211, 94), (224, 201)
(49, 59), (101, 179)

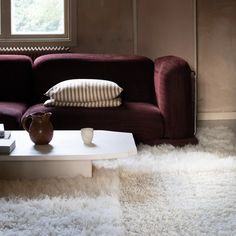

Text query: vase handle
(21, 114), (32, 132)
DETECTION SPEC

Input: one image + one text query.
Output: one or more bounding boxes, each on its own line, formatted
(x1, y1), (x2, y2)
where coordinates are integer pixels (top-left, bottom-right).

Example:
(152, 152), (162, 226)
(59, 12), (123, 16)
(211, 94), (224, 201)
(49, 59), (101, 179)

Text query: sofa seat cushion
(0, 102), (29, 129)
(23, 102), (164, 144)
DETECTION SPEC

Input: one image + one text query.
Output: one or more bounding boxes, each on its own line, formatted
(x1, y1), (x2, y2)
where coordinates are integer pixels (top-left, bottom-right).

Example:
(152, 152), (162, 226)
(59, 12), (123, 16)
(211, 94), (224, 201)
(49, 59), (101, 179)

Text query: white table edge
(0, 130), (137, 179)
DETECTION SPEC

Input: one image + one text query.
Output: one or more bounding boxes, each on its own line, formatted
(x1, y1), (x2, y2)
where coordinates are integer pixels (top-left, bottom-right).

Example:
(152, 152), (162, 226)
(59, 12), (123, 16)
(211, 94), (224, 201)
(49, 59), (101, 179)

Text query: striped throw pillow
(44, 98), (122, 108)
(44, 79), (123, 103)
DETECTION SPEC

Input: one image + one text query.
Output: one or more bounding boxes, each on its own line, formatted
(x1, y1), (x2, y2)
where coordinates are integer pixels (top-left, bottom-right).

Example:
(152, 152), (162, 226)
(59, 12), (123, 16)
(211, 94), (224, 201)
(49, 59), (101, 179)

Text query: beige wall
(197, 0), (236, 113)
(137, 0), (195, 67)
(74, 0), (134, 54)
(73, 0), (195, 67)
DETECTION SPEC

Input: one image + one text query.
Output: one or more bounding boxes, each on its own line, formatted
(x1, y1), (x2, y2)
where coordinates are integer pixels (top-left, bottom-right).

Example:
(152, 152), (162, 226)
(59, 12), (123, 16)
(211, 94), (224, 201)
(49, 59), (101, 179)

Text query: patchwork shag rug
(0, 126), (236, 236)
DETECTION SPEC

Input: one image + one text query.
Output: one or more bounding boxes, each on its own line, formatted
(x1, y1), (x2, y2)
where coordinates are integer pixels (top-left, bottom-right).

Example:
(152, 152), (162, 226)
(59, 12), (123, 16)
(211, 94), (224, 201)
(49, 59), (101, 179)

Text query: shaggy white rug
(0, 126), (236, 236)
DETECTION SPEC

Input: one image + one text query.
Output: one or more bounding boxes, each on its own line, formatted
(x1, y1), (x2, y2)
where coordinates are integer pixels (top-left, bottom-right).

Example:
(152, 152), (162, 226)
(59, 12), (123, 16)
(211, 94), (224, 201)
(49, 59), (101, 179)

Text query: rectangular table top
(0, 130), (137, 161)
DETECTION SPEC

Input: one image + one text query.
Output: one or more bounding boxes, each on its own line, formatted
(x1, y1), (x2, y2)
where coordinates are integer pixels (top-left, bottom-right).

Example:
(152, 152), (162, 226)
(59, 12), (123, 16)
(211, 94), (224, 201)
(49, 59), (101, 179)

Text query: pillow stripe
(81, 82), (85, 102)
(71, 82), (76, 102)
(44, 98), (122, 108)
(100, 83), (105, 101)
(88, 81), (93, 102)
(97, 83), (102, 101)
(79, 82), (83, 101)
(60, 86), (64, 101)
(75, 82), (79, 103)
(93, 83), (98, 101)
(112, 85), (115, 99)
(112, 84), (116, 99)
(68, 84), (72, 101)
(85, 81), (89, 101)
(105, 83), (110, 101)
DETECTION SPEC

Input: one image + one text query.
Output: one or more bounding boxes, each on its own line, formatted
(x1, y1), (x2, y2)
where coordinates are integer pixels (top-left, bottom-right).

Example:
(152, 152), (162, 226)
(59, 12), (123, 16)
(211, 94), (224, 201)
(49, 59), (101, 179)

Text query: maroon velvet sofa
(0, 53), (197, 146)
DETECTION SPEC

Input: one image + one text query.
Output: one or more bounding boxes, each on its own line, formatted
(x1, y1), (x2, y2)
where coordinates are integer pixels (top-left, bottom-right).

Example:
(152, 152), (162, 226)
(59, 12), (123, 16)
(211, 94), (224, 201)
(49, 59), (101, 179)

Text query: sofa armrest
(154, 56), (195, 139)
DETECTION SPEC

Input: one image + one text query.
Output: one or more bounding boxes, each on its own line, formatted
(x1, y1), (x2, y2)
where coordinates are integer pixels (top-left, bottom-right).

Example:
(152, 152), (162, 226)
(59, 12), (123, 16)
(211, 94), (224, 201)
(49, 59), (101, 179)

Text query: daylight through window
(11, 0), (65, 35)
(0, 0), (76, 45)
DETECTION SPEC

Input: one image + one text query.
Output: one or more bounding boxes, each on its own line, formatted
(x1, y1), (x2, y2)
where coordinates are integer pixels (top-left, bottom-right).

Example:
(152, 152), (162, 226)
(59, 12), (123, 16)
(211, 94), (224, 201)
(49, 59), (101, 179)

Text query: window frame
(0, 0), (77, 46)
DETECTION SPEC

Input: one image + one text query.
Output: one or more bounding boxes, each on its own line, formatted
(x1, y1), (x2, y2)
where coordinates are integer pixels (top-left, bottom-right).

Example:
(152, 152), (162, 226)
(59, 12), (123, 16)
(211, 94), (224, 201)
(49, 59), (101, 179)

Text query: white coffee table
(0, 130), (137, 179)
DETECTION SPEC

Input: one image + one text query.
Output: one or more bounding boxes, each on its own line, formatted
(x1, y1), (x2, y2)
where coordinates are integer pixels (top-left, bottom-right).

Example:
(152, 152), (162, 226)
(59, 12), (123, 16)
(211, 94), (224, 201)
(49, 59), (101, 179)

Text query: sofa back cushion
(0, 55), (32, 103)
(33, 53), (156, 103)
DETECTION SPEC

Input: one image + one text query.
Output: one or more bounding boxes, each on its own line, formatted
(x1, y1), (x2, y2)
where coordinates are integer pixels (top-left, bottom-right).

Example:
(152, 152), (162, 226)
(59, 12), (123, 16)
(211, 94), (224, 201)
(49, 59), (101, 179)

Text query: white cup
(81, 128), (94, 145)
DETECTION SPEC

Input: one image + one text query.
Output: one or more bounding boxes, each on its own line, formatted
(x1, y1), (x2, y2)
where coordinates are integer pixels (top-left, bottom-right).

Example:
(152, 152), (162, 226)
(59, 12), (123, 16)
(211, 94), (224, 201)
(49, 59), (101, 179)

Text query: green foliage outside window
(12, 0), (64, 34)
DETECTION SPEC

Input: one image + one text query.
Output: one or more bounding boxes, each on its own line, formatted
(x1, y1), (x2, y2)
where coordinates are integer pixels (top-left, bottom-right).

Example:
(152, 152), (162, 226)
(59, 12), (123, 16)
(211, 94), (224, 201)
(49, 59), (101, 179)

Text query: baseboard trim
(198, 112), (236, 120)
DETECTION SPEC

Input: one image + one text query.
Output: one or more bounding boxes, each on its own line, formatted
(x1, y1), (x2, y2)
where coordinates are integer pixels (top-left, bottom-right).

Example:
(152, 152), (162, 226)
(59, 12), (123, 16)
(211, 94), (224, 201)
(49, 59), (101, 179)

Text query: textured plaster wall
(198, 0), (236, 113)
(74, 0), (134, 54)
(136, 0), (195, 67)
(74, 0), (195, 68)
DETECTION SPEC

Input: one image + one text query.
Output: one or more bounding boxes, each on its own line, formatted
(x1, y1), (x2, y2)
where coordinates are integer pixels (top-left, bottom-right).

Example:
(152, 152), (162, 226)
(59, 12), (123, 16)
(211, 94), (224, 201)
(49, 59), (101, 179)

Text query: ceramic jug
(22, 112), (54, 145)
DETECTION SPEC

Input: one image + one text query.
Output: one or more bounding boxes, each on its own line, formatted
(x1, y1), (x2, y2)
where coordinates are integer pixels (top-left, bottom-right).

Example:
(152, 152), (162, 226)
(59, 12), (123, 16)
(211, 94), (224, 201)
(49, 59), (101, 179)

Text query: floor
(198, 119), (236, 135)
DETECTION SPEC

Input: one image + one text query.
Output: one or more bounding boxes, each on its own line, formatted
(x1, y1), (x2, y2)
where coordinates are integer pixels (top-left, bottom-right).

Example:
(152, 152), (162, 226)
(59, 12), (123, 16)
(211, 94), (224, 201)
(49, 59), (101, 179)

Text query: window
(11, 0), (65, 35)
(0, 0), (76, 46)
